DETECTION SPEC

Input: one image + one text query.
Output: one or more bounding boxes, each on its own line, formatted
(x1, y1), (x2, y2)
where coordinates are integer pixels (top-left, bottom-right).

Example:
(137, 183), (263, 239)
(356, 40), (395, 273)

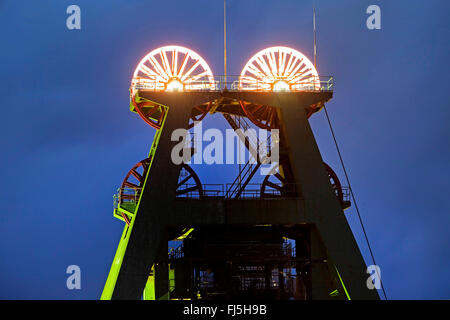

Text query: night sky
(0, 0), (449, 299)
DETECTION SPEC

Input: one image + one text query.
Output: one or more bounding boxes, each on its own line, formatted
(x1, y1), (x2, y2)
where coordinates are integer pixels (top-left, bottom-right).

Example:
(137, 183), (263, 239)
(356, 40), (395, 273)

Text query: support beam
(112, 94), (209, 299)
(275, 94), (378, 299)
(155, 230), (169, 300)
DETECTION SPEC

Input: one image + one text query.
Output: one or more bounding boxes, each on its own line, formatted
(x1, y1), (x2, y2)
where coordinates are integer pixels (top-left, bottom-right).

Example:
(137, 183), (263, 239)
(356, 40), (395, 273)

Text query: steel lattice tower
(101, 46), (379, 300)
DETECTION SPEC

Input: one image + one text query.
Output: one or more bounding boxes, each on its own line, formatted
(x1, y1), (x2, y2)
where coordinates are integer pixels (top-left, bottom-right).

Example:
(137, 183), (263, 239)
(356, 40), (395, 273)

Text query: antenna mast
(224, 0), (227, 87)
(313, 6), (317, 68)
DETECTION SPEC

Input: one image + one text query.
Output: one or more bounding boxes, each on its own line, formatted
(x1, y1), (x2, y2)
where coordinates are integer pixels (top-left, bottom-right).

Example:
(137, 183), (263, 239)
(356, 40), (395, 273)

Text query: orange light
(273, 80), (290, 92)
(131, 45), (215, 92)
(239, 46), (320, 92)
(166, 78), (184, 92)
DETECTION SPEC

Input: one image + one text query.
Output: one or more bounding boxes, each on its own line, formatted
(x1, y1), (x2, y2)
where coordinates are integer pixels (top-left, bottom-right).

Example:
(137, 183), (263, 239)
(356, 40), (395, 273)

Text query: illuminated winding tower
(101, 45), (379, 300)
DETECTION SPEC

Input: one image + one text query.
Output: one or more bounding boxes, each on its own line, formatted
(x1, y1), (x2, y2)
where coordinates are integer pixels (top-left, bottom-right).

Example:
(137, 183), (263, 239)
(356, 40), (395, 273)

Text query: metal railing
(176, 182), (302, 200)
(226, 183), (267, 199)
(113, 184), (350, 204)
(169, 241), (296, 261)
(131, 75), (334, 92)
(113, 187), (141, 209)
(341, 186), (350, 203)
(168, 244), (184, 259)
(176, 184), (224, 199)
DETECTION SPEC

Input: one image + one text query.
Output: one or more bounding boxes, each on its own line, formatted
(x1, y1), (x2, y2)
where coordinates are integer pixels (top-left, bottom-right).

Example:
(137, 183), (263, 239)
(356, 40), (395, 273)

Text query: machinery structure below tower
(165, 225), (332, 300)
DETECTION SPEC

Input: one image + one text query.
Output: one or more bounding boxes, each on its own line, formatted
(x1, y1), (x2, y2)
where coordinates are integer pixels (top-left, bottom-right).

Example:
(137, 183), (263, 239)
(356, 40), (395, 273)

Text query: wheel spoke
(274, 173), (286, 184)
(148, 56), (168, 80)
(283, 53), (295, 77)
(267, 51), (277, 76)
(177, 174), (192, 189)
(184, 70), (209, 83)
(288, 67), (310, 82)
(139, 64), (159, 79)
(123, 181), (139, 189)
(240, 47), (319, 92)
(247, 64), (267, 80)
(130, 169), (142, 181)
(280, 50), (287, 76)
(287, 62), (306, 81)
(259, 106), (270, 120)
(181, 60), (201, 81)
(172, 49), (177, 76)
(143, 105), (158, 118)
(120, 194), (138, 200)
(266, 181), (282, 191)
(252, 104), (264, 114)
(285, 56), (300, 77)
(255, 56), (273, 78)
(160, 49), (172, 77)
(177, 52), (189, 77)
(176, 185), (199, 196)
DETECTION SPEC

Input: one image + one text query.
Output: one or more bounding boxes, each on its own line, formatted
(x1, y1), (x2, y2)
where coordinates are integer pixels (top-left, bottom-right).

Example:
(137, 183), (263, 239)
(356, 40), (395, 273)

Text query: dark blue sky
(0, 0), (449, 299)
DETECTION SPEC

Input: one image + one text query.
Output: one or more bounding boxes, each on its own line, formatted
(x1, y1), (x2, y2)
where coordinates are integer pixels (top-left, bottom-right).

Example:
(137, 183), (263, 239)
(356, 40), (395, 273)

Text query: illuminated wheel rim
(239, 46), (320, 92)
(119, 161), (203, 202)
(131, 45), (215, 92)
(118, 158), (151, 224)
(118, 160), (203, 225)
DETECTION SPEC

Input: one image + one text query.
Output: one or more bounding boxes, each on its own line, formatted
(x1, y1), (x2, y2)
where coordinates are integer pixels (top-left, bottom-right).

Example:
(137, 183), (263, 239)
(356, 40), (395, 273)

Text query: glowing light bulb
(166, 78), (184, 92)
(273, 80), (290, 92)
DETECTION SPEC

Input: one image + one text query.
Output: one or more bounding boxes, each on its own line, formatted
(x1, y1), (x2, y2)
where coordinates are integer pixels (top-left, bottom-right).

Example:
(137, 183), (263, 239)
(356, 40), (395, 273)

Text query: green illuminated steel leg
(100, 103), (168, 300)
(109, 93), (209, 299)
(143, 265), (155, 300)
